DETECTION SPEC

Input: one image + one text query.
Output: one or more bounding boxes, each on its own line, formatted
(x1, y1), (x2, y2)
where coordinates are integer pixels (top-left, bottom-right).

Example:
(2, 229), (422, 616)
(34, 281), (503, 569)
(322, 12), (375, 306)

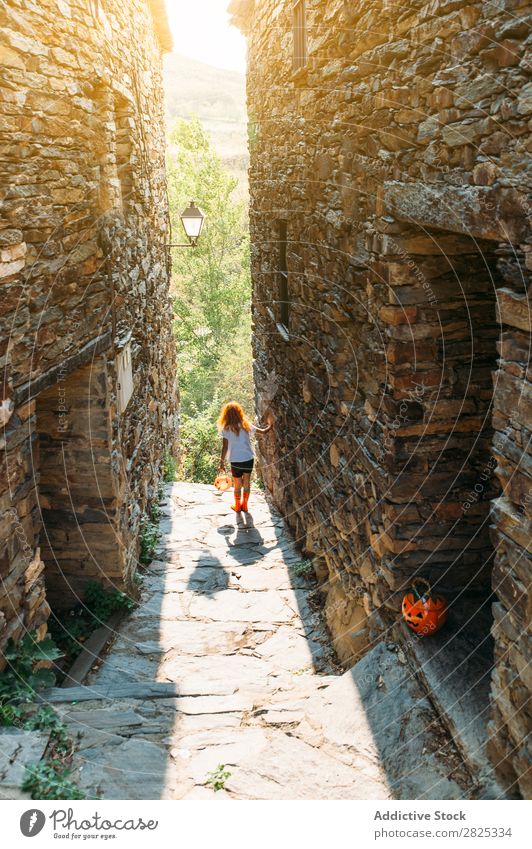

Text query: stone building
(0, 2), (177, 646)
(230, 0), (531, 797)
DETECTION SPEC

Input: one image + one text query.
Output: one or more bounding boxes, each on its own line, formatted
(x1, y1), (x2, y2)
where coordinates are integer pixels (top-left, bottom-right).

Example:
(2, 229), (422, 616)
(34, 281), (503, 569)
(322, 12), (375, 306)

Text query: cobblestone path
(57, 483), (473, 800)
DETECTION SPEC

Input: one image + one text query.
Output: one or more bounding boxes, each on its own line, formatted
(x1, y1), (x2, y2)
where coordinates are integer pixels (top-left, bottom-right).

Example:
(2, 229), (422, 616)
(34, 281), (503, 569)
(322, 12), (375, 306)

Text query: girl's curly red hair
(218, 402), (252, 434)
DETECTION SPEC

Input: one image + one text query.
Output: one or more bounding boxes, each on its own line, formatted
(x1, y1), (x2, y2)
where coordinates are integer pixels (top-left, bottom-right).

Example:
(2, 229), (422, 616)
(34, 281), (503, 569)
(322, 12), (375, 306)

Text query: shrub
(49, 580), (136, 665)
(163, 450), (178, 482)
(139, 516), (161, 564)
(0, 632), (63, 710)
(22, 762), (86, 801)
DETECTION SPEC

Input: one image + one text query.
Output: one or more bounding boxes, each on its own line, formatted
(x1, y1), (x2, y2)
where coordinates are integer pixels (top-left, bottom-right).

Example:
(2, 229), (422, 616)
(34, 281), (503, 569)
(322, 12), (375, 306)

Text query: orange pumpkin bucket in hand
(402, 577), (447, 637)
(213, 473), (233, 492)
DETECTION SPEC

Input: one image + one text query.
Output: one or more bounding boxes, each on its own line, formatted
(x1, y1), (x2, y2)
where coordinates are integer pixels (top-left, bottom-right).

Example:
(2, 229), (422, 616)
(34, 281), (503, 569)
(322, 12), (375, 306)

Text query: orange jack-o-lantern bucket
(402, 577), (447, 637)
(213, 474), (233, 492)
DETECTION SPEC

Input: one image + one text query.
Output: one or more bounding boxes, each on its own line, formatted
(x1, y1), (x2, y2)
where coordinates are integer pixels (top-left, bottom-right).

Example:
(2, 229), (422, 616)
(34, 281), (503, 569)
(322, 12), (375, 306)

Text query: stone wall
(37, 358), (126, 610)
(232, 0), (531, 795)
(1, 1), (177, 647)
(488, 283), (532, 797)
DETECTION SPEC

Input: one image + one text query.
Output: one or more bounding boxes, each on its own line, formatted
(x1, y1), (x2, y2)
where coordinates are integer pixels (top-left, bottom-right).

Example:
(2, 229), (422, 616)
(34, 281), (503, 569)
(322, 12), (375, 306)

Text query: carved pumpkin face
(213, 474), (233, 492)
(402, 578), (447, 637)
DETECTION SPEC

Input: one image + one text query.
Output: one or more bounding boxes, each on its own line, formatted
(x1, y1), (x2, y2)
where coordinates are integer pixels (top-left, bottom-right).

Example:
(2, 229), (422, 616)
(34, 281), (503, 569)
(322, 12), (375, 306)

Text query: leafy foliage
(205, 764), (232, 792)
(163, 449), (178, 482)
(22, 706), (86, 800)
(49, 580), (136, 665)
(0, 632), (63, 710)
(0, 631), (93, 799)
(292, 560), (315, 578)
(25, 706), (66, 734)
(84, 580), (136, 619)
(22, 761), (86, 801)
(167, 117), (254, 482)
(179, 397), (222, 485)
(139, 516), (161, 565)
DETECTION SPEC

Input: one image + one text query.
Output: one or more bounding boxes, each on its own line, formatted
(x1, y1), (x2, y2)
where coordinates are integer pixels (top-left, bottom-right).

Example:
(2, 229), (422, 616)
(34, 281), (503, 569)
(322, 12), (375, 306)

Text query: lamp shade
(180, 201), (205, 242)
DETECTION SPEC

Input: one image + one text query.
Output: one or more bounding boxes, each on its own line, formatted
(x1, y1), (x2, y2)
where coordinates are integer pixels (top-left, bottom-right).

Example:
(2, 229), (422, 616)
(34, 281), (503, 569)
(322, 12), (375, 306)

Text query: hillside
(163, 52), (248, 178)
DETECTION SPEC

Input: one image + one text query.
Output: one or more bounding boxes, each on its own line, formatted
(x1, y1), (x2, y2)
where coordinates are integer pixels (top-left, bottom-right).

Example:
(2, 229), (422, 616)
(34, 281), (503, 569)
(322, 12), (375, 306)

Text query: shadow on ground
(41, 482), (481, 800)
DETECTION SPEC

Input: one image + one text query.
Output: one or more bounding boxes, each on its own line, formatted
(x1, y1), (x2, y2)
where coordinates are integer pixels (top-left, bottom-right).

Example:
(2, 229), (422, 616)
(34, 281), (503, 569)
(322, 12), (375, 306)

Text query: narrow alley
(42, 484), (476, 800)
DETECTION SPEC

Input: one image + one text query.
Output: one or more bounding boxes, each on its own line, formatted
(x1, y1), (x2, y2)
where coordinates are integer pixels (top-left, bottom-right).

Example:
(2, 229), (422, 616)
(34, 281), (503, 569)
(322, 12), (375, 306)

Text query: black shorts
(230, 459), (254, 478)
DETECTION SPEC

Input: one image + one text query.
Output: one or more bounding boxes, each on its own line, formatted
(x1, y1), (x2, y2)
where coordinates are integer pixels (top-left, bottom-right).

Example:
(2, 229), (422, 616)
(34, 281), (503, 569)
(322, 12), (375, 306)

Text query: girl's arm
(254, 422), (273, 434)
(220, 437), (228, 470)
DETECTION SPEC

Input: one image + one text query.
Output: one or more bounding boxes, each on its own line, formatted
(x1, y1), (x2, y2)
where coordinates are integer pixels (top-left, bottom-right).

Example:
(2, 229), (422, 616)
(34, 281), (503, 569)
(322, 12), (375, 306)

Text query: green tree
(167, 117), (254, 481)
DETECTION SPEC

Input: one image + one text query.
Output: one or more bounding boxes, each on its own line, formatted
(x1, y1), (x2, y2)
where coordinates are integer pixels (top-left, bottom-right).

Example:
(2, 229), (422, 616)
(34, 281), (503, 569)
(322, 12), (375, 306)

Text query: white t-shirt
(220, 425), (256, 462)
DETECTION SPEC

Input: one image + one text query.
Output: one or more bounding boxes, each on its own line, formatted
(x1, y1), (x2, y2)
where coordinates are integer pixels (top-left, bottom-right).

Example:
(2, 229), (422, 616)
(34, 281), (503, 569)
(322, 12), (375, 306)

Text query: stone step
(39, 681), (180, 703)
(0, 728), (50, 797)
(41, 681), (255, 714)
(398, 597), (505, 798)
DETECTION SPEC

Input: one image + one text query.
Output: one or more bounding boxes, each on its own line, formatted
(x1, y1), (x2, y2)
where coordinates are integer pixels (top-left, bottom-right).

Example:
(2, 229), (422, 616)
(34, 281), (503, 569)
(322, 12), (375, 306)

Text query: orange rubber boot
(241, 490), (250, 512)
(231, 491), (242, 512)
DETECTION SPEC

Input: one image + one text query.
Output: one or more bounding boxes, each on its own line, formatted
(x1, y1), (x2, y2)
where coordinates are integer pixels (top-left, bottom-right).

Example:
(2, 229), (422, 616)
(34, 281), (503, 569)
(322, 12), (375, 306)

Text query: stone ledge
(397, 601), (505, 798)
(61, 611), (125, 688)
(39, 681), (180, 704)
(14, 330), (112, 407)
(496, 288), (532, 334)
(384, 182), (528, 242)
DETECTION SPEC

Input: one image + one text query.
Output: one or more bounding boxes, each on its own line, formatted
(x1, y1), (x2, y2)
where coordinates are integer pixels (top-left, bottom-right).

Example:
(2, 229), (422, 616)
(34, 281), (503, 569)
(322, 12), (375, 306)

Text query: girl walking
(218, 401), (272, 513)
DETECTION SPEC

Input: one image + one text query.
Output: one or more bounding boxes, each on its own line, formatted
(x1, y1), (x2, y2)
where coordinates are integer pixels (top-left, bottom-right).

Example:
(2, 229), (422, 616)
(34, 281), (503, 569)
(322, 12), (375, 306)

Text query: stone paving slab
(113, 619), (250, 655)
(292, 643), (474, 800)
(224, 732), (390, 801)
(0, 729), (50, 790)
(41, 682), (180, 703)
(188, 589), (294, 624)
(61, 482), (477, 800)
(77, 737), (170, 800)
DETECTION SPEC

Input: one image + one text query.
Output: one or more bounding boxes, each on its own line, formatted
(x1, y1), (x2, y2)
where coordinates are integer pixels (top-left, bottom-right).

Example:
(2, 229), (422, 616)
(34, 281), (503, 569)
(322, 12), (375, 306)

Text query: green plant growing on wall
(84, 580), (136, 619)
(139, 515), (161, 564)
(292, 560), (314, 578)
(132, 570), (145, 590)
(0, 632), (63, 714)
(163, 449), (178, 482)
(150, 499), (162, 523)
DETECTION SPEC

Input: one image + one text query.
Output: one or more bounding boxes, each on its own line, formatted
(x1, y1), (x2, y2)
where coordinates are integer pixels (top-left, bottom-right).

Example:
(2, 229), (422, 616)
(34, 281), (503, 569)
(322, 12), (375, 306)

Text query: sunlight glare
(164, 0), (247, 73)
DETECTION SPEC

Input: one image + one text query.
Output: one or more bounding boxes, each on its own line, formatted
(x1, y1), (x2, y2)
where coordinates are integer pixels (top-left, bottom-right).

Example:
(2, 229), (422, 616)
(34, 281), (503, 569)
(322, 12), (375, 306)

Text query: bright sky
(164, 0), (247, 73)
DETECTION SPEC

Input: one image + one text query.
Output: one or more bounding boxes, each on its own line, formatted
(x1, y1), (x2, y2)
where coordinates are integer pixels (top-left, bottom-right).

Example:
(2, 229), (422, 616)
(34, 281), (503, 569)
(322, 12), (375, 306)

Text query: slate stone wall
(234, 0), (531, 796)
(0, 1), (177, 645)
(488, 284), (532, 797)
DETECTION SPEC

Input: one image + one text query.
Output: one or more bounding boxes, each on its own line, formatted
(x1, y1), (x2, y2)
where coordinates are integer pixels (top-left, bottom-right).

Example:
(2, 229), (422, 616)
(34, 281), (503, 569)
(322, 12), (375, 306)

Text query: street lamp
(168, 201), (206, 248)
